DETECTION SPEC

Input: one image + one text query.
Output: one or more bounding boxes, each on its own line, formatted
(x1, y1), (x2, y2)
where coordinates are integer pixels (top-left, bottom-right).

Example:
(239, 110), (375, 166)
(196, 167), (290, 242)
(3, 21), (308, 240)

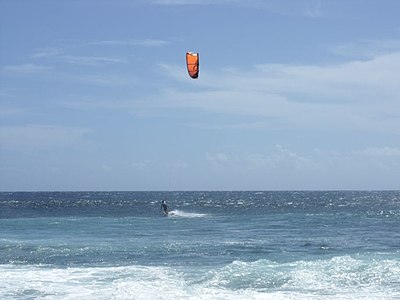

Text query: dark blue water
(1, 191), (399, 299)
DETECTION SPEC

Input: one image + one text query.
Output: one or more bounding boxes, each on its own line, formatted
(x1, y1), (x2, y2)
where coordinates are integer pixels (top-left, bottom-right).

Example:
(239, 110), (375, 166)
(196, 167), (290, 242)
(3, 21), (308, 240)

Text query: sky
(1, 0), (400, 191)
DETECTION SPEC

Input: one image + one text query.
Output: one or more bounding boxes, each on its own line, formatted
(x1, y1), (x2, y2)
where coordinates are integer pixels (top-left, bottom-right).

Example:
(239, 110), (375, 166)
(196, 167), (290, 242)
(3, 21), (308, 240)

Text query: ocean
(1, 191), (399, 299)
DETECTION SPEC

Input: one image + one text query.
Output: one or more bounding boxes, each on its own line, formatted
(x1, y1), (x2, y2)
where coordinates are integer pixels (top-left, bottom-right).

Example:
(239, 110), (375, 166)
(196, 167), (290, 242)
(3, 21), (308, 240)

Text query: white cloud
(30, 39), (167, 68)
(32, 47), (63, 59)
(89, 38), (169, 47)
(0, 124), (92, 151)
(201, 145), (400, 189)
(304, 4), (322, 18)
(183, 121), (269, 130)
(356, 147), (400, 157)
(331, 39), (400, 59)
(33, 51), (127, 67)
(151, 0), (230, 5)
(206, 152), (229, 165)
(32, 39), (169, 59)
(0, 106), (24, 117)
(350, 146), (400, 171)
(243, 145), (317, 171)
(160, 51), (400, 133)
(151, 0), (324, 17)
(132, 160), (151, 169)
(2, 64), (52, 74)
(171, 160), (188, 169)
(74, 74), (138, 86)
(57, 55), (128, 66)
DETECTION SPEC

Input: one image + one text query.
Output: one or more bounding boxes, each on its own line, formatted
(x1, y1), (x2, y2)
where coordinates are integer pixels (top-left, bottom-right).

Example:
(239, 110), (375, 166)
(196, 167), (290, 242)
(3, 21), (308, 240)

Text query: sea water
(0, 191), (399, 299)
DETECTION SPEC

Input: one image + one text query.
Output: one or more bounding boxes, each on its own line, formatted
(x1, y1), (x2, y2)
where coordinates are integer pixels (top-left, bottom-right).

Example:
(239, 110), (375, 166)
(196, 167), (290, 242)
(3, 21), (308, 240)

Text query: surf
(2, 254), (400, 300)
(168, 210), (208, 218)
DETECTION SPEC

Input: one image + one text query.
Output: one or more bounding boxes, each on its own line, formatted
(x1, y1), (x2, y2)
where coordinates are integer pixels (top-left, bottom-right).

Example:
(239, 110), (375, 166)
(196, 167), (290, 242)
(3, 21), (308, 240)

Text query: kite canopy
(186, 52), (199, 79)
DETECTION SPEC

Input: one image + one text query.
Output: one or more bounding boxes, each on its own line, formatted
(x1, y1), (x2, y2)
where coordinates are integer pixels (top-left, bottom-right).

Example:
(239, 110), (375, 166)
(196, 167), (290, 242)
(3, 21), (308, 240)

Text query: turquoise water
(1, 191), (399, 299)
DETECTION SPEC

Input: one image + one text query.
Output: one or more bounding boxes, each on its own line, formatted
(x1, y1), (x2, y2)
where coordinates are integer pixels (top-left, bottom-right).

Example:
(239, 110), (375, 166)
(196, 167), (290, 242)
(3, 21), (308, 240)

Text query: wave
(168, 210), (208, 218)
(202, 255), (400, 292)
(1, 254), (399, 299)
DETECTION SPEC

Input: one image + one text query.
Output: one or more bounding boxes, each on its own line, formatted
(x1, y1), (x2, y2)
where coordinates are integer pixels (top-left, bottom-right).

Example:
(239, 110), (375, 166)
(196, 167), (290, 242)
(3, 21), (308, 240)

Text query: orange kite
(186, 52), (199, 79)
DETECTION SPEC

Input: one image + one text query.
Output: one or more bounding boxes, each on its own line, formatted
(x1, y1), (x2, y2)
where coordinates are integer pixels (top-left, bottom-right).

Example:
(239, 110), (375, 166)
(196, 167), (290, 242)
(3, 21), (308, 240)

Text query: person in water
(161, 200), (168, 216)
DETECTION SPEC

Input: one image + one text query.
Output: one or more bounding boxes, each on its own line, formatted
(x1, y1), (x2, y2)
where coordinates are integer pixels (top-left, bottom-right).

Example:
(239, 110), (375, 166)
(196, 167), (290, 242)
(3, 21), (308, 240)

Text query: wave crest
(168, 210), (208, 218)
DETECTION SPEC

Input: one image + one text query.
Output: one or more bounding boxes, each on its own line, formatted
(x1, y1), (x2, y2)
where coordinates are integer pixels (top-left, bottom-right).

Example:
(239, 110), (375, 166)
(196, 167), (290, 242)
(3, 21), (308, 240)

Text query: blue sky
(1, 0), (400, 191)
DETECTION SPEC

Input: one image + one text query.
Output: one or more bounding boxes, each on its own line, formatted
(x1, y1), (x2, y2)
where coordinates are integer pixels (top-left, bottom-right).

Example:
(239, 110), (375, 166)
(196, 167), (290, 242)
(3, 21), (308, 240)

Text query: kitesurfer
(161, 200), (168, 216)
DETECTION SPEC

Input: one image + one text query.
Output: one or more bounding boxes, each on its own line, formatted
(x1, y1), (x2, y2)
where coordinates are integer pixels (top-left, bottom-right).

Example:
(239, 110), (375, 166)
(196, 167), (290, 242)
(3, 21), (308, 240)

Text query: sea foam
(1, 254), (399, 300)
(168, 210), (208, 218)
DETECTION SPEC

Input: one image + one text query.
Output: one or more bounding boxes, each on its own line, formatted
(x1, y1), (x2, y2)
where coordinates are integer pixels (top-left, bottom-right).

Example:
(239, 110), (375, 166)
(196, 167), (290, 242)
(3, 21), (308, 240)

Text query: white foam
(1, 255), (399, 300)
(168, 210), (208, 218)
(0, 264), (264, 300)
(202, 256), (400, 299)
